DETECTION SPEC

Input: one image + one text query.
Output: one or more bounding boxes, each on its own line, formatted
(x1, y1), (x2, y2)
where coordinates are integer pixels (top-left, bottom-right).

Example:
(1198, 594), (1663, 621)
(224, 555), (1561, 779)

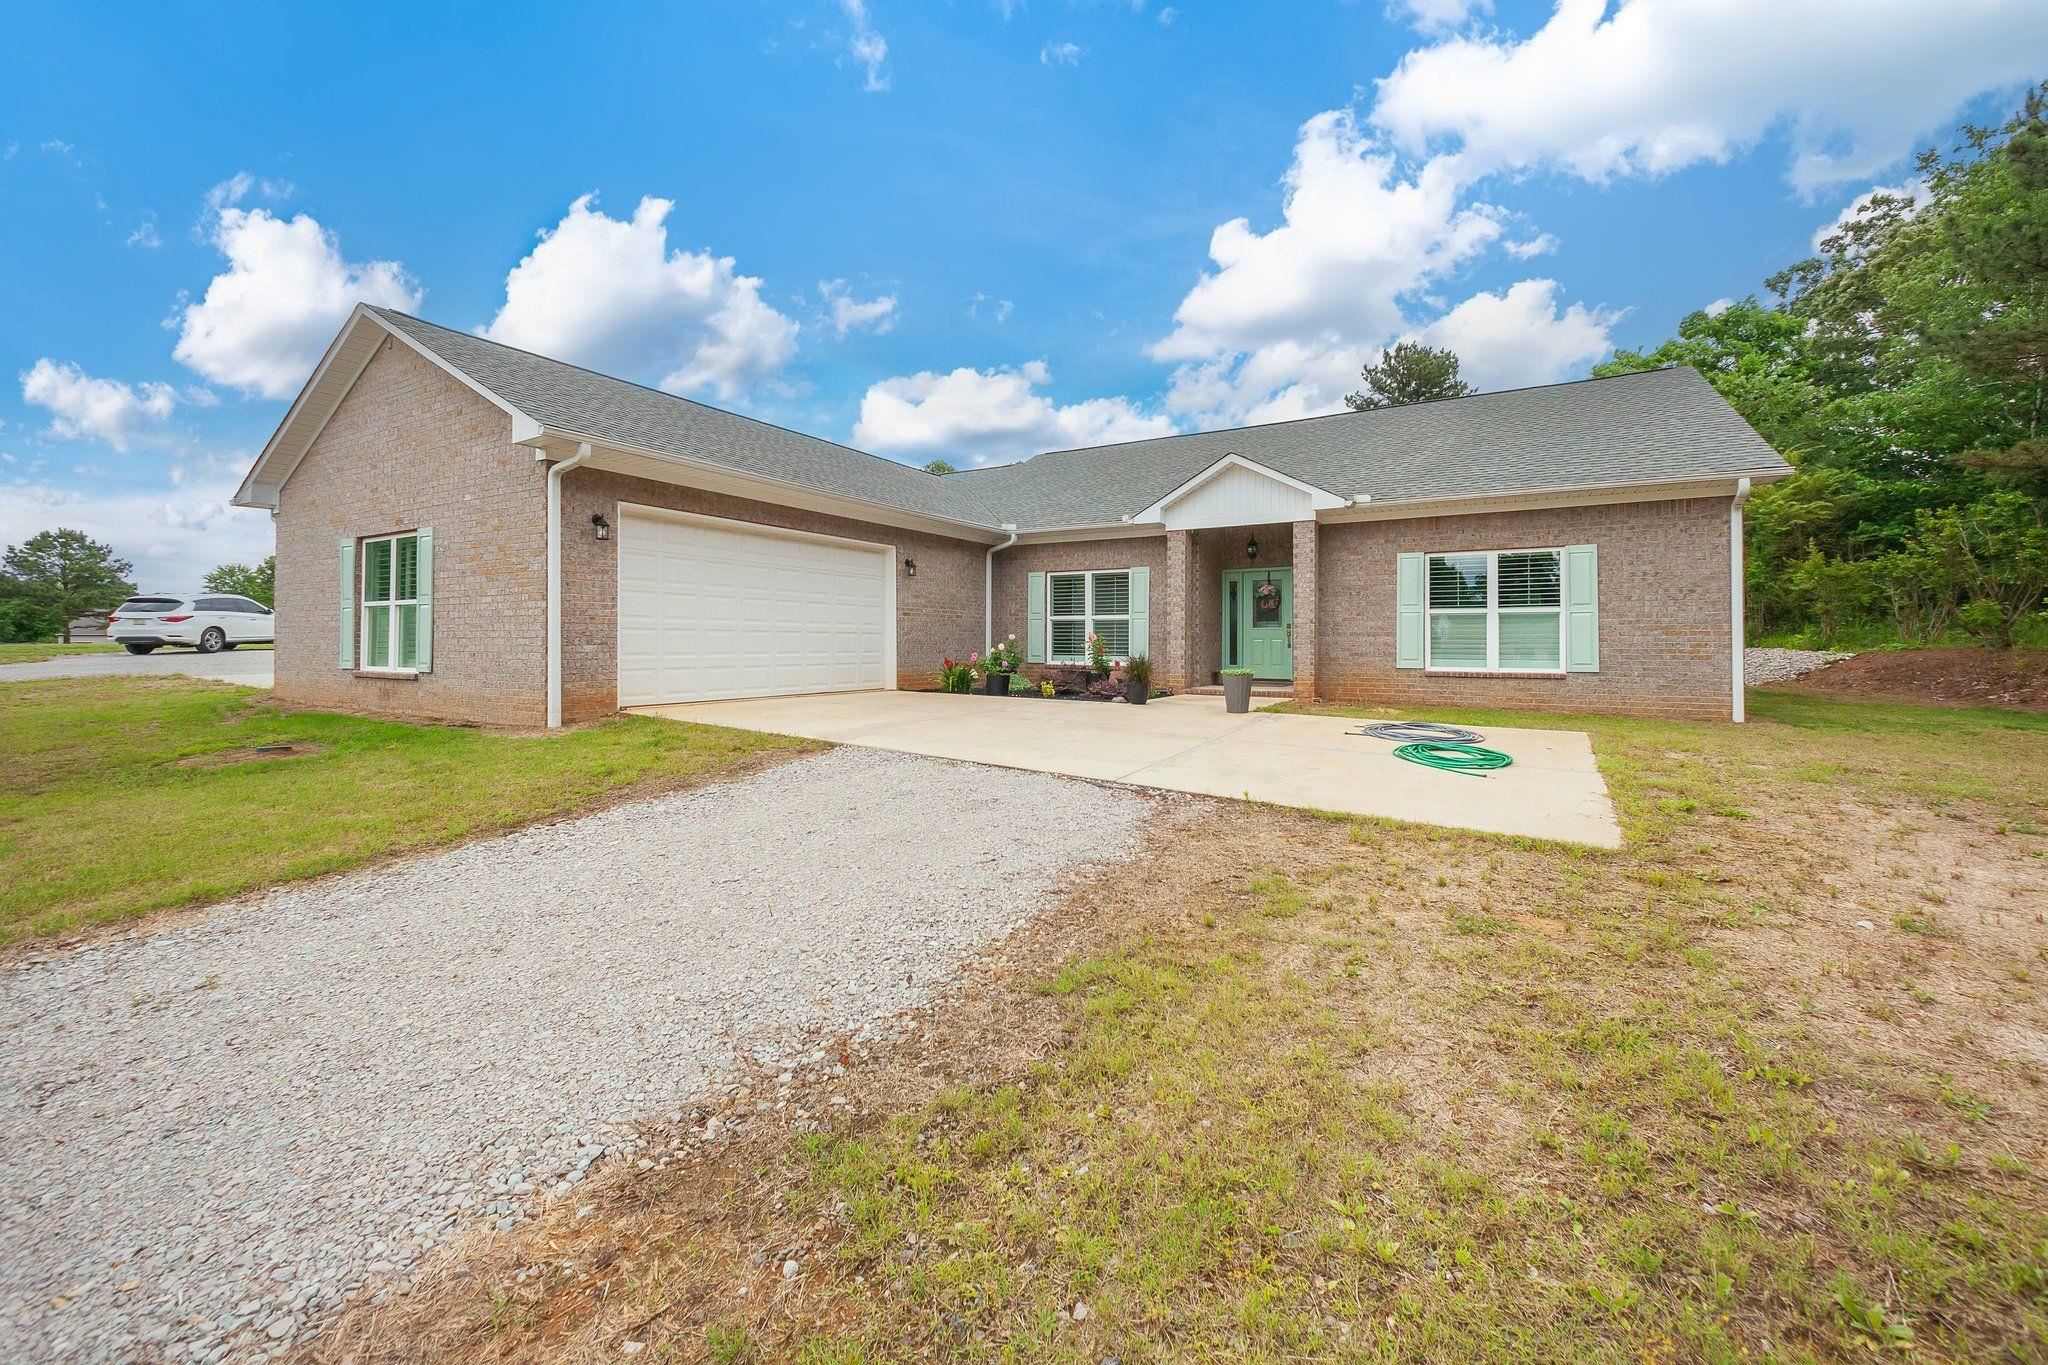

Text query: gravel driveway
(0, 748), (1152, 1362)
(0, 649), (273, 687)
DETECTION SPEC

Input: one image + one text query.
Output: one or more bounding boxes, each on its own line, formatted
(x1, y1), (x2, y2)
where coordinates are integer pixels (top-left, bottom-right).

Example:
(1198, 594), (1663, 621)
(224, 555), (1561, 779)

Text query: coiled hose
(1355, 721), (1484, 745)
(1390, 741), (1513, 775)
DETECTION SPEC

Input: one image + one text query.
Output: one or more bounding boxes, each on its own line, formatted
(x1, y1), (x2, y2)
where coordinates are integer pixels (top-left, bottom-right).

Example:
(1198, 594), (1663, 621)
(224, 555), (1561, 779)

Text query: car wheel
(198, 627), (226, 653)
(123, 643), (157, 655)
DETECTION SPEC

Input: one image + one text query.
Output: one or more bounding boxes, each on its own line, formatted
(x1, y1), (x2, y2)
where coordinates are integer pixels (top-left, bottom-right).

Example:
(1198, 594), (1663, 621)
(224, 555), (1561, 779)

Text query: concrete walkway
(637, 690), (1623, 848)
(0, 650), (274, 687)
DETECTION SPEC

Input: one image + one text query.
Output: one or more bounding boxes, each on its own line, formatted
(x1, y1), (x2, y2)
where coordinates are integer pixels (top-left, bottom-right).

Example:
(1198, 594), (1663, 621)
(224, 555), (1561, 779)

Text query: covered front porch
(1157, 519), (1320, 698)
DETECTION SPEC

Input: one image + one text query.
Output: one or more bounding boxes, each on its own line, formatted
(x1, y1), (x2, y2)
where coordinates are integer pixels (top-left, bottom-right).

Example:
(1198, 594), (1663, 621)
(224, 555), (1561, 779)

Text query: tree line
(0, 528), (273, 643)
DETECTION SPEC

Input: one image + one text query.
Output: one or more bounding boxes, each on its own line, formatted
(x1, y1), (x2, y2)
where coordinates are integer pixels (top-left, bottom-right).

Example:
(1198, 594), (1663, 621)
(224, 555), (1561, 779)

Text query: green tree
(922, 459), (958, 475)
(0, 529), (135, 640)
(0, 598), (66, 644)
(1345, 342), (1475, 410)
(204, 555), (275, 607)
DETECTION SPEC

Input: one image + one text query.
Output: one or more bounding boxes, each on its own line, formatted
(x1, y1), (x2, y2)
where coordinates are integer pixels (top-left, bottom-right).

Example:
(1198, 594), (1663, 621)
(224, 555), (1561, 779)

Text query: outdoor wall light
(904, 557), (918, 577)
(591, 513), (611, 541)
(1245, 533), (1260, 561)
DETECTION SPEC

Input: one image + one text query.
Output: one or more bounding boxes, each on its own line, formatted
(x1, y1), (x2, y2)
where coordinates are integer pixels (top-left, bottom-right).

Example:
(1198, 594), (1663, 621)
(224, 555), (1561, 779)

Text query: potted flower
(982, 634), (1022, 695)
(1123, 652), (1152, 706)
(1220, 667), (1255, 713)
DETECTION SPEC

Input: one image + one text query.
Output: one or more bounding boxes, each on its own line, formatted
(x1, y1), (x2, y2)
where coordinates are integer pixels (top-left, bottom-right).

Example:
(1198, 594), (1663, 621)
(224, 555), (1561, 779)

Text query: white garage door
(617, 508), (893, 706)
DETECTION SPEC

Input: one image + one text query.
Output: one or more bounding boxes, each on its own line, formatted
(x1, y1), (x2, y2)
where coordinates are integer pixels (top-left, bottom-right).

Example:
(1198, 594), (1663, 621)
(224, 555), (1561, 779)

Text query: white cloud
(969, 293), (1014, 323)
(19, 360), (178, 451)
(0, 459), (271, 594)
(1372, 0), (2048, 194)
(172, 197), (419, 400)
(126, 213), (161, 249)
(1502, 232), (1559, 260)
(1158, 6), (1177, 25)
(819, 279), (898, 336)
(841, 0), (891, 92)
(1703, 296), (1735, 317)
(1390, 0), (1492, 35)
(1148, 108), (1513, 423)
(1409, 280), (1620, 390)
(1041, 41), (1084, 67)
(480, 194), (798, 402)
(854, 361), (1176, 464)
(1811, 178), (1931, 251)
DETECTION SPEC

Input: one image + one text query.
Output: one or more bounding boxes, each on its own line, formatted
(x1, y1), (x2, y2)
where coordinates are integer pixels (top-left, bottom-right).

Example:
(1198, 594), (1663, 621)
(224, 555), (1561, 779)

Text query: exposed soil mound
(1776, 646), (2048, 710)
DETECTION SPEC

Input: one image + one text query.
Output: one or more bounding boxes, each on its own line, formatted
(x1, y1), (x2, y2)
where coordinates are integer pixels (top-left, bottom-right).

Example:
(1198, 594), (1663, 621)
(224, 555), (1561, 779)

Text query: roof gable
(1131, 453), (1350, 530)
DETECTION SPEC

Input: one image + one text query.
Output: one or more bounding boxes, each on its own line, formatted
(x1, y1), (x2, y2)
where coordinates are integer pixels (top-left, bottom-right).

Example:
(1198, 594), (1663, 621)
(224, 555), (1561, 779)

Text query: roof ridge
(977, 365), (1692, 468)
(365, 304), (978, 493)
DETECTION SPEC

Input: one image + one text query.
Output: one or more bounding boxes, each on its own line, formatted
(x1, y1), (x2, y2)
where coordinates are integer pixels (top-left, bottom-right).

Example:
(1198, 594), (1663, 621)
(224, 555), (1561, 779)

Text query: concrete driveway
(639, 690), (1623, 847)
(0, 649), (273, 687)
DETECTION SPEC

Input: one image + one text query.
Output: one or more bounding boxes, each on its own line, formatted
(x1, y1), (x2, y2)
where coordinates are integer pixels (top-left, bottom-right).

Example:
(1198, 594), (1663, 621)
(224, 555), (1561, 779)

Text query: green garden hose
(1392, 741), (1513, 776)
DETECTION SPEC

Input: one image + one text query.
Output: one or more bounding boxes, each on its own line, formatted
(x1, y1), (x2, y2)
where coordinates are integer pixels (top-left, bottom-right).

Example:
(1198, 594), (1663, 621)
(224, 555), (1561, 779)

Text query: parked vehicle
(107, 594), (273, 654)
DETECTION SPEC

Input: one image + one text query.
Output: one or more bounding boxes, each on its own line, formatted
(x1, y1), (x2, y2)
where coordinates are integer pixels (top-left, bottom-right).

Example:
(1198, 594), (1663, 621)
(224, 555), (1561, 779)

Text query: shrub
(1086, 631), (1111, 677)
(1040, 679), (1055, 698)
(1123, 652), (1152, 696)
(0, 598), (65, 644)
(1007, 672), (1033, 695)
(934, 657), (976, 693)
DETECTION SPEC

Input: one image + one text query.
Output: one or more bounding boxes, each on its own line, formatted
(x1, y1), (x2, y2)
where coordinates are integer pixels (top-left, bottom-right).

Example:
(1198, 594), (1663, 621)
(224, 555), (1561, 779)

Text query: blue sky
(3, 0), (2044, 589)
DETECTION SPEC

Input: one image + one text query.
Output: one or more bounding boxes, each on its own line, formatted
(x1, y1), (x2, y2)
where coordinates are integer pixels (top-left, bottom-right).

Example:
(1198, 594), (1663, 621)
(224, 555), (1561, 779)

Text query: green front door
(1221, 568), (1294, 680)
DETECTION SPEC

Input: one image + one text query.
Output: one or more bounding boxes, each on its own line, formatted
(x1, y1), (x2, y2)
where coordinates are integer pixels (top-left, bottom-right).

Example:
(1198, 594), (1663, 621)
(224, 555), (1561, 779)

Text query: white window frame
(1047, 569), (1132, 665)
(1424, 547), (1566, 675)
(359, 531), (421, 675)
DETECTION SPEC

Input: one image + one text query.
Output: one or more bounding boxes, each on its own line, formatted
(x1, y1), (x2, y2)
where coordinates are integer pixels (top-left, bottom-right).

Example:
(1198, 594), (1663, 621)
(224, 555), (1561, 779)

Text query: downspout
(985, 525), (1018, 652)
(546, 442), (592, 729)
(1730, 477), (1751, 725)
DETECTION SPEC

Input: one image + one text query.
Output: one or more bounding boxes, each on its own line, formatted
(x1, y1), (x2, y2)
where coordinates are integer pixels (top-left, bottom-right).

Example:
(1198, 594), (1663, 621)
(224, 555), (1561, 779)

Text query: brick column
(1291, 519), (1318, 701)
(1161, 529), (1193, 689)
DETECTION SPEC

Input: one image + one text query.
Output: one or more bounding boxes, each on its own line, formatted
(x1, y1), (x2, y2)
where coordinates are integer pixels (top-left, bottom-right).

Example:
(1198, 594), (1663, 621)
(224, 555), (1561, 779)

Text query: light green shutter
(1564, 544), (1599, 672)
(415, 526), (434, 673)
(1127, 566), (1150, 657)
(338, 538), (356, 669)
(1026, 571), (1046, 663)
(1394, 552), (1425, 669)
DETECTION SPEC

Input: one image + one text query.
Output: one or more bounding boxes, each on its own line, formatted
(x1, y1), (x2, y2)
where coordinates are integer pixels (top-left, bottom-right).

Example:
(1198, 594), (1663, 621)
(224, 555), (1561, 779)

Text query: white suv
(107, 594), (274, 655)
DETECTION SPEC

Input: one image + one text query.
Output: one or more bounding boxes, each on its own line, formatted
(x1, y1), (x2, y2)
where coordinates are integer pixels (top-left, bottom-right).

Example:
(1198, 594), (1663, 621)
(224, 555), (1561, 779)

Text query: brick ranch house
(233, 306), (1791, 727)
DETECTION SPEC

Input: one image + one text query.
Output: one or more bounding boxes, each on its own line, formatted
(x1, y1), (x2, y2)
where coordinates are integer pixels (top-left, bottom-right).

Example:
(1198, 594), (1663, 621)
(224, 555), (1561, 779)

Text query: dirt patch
(176, 741), (329, 767)
(1774, 647), (2048, 710)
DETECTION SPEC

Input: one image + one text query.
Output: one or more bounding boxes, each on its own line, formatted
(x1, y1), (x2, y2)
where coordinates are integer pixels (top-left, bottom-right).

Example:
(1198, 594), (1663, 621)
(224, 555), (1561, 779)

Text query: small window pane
(397, 604), (420, 669)
(1499, 611), (1562, 670)
(1090, 571), (1130, 616)
(364, 539), (393, 603)
(394, 535), (419, 601)
(1428, 554), (1487, 609)
(1429, 612), (1486, 669)
(1497, 551), (1561, 608)
(366, 605), (391, 669)
(1050, 620), (1087, 659)
(1049, 573), (1087, 616)
(1094, 620), (1130, 657)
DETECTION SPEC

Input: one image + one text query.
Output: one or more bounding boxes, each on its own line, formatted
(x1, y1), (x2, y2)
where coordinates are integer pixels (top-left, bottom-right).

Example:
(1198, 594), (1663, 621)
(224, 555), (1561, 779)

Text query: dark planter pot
(1221, 674), (1253, 713)
(983, 672), (1012, 696)
(1127, 681), (1150, 705)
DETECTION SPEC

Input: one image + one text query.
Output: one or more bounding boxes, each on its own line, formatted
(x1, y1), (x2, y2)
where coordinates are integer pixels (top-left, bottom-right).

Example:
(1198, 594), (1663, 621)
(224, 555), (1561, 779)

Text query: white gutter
(1730, 476), (1751, 724)
(985, 525), (1018, 651)
(546, 442), (592, 728)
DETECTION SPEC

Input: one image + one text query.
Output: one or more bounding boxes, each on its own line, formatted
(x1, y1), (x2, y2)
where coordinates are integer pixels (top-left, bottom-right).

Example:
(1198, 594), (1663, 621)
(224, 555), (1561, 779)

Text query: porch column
(1161, 529), (1193, 689)
(1291, 519), (1319, 701)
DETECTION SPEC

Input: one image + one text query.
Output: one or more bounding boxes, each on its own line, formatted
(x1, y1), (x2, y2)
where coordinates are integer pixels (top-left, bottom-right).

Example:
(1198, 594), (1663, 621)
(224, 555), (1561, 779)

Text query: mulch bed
(1775, 647), (2048, 711)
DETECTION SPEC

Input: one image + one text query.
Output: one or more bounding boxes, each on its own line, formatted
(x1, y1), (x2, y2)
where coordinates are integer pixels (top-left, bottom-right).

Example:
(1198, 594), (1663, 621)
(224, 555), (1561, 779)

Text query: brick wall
(558, 473), (987, 721)
(1316, 497), (1735, 720)
(990, 536), (1170, 673)
(273, 338), (548, 726)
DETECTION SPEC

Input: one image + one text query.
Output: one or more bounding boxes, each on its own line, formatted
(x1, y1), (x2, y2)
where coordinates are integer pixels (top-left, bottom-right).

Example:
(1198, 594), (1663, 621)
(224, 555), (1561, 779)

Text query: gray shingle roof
(953, 365), (1789, 527)
(368, 308), (1003, 526)
(371, 308), (1786, 535)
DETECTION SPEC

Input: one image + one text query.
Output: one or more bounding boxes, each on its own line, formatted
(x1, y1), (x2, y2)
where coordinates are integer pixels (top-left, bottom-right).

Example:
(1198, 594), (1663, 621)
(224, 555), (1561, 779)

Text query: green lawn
(366, 689), (2048, 1362)
(0, 677), (811, 946)
(0, 640), (125, 664)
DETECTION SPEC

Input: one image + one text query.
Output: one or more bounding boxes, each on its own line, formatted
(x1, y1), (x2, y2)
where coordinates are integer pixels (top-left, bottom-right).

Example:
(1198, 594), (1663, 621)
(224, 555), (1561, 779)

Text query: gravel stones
(1744, 647), (1854, 686)
(0, 747), (1151, 1362)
